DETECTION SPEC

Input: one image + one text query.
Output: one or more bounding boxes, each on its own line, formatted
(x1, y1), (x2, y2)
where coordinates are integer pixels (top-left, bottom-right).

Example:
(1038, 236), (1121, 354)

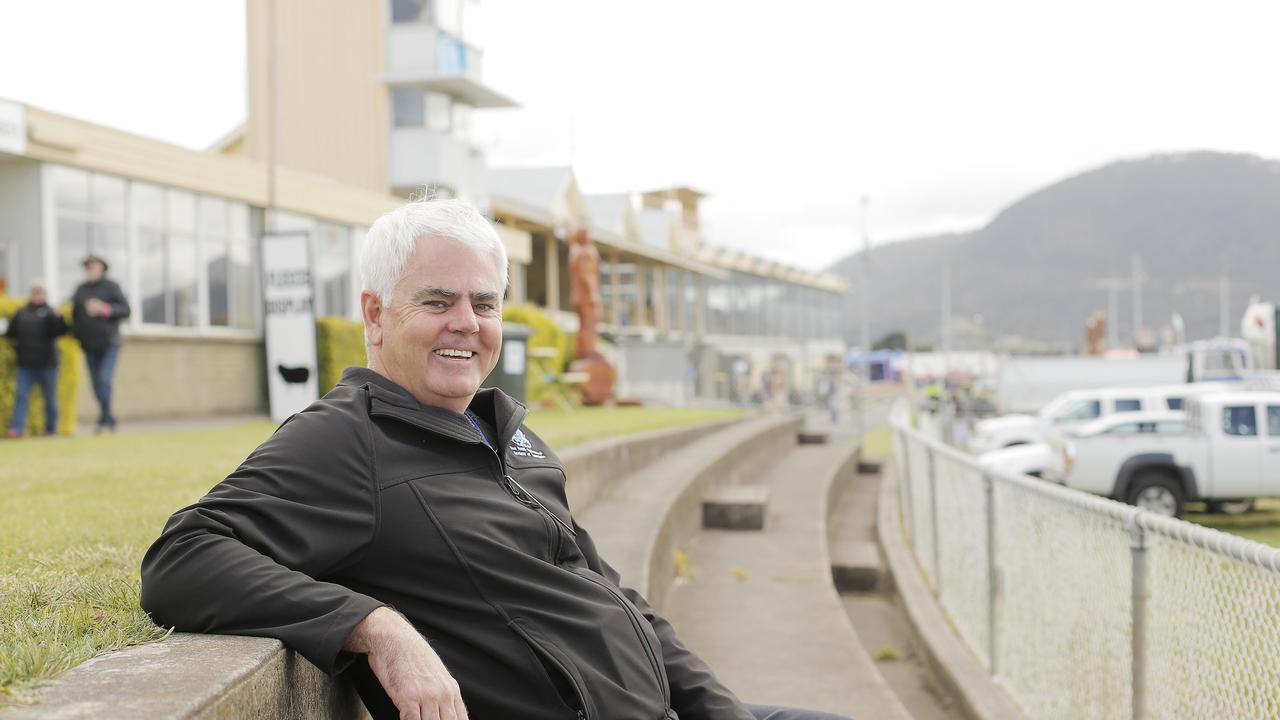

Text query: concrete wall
(76, 333), (266, 423)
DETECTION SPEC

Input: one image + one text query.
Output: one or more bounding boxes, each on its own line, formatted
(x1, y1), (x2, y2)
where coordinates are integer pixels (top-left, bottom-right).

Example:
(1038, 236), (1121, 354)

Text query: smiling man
(141, 199), (850, 720)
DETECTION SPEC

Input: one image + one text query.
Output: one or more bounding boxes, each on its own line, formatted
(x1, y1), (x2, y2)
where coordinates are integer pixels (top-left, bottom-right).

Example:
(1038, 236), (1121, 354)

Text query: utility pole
(1131, 254), (1146, 345)
(1088, 276), (1131, 350)
(857, 195), (871, 439)
(1219, 272), (1230, 337)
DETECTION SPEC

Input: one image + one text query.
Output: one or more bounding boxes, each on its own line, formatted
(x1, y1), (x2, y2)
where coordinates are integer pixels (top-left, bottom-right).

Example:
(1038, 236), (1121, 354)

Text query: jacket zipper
(573, 568), (671, 707)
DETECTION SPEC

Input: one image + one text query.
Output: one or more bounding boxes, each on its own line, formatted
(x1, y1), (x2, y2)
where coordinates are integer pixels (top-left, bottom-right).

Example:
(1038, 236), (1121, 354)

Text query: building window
(202, 197), (255, 328)
(52, 167), (128, 304)
(425, 91), (451, 132)
(391, 0), (428, 24)
(392, 88), (425, 128)
(313, 223), (352, 319)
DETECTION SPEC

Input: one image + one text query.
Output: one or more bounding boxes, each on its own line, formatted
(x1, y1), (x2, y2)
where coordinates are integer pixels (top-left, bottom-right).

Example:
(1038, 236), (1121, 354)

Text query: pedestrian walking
(5, 280), (69, 438)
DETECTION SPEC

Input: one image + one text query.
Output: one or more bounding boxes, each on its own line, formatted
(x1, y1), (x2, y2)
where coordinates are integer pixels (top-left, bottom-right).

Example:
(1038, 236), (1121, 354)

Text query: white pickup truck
(968, 382), (1228, 454)
(1059, 390), (1280, 518)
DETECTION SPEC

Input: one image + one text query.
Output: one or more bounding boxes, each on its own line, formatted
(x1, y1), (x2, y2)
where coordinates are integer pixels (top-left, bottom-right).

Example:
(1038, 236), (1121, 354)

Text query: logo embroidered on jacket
(510, 429), (546, 458)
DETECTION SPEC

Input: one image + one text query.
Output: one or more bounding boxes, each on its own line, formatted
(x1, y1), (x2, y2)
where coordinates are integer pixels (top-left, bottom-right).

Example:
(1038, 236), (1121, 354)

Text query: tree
(872, 331), (908, 351)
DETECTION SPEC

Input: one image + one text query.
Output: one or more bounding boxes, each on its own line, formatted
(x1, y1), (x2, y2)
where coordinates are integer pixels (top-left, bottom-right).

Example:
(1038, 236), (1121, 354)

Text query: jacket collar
(337, 366), (528, 448)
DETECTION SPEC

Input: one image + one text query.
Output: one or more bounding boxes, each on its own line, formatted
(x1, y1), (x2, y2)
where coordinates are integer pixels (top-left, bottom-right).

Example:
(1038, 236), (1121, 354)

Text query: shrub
(0, 297), (82, 436)
(315, 316), (367, 395)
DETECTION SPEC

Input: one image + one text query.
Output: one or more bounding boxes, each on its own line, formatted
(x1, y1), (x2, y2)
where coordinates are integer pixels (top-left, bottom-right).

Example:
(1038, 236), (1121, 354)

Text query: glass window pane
(392, 88), (425, 128)
(90, 175), (126, 222)
(1115, 399), (1142, 413)
(1223, 406), (1258, 437)
(52, 166), (89, 215)
(90, 225), (128, 294)
(425, 91), (451, 132)
(133, 182), (165, 228)
(391, 0), (425, 23)
(201, 197), (229, 237)
(57, 218), (89, 303)
(229, 233), (255, 330)
(139, 229), (168, 324)
(1166, 397), (1184, 410)
(167, 190), (195, 234)
(170, 232), (197, 327)
(1268, 406), (1280, 437)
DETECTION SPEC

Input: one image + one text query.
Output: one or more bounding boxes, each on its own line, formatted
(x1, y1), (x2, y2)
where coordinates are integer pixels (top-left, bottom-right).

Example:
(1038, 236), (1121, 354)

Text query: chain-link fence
(889, 401), (1280, 720)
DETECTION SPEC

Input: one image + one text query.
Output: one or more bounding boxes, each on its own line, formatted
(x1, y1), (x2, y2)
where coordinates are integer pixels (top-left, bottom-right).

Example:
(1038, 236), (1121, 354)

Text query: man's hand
(345, 607), (469, 720)
(84, 298), (111, 318)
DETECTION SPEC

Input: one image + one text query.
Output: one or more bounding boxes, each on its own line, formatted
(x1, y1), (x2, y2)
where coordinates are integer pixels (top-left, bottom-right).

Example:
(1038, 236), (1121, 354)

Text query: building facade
(0, 1), (846, 422)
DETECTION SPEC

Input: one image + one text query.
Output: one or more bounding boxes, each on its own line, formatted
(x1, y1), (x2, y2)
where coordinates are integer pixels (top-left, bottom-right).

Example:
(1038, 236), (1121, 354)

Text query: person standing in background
(71, 255), (130, 434)
(5, 280), (69, 438)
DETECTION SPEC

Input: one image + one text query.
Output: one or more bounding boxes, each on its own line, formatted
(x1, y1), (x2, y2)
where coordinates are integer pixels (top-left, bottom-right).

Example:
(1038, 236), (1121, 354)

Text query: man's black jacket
(140, 367), (752, 720)
(5, 302), (68, 368)
(70, 277), (130, 351)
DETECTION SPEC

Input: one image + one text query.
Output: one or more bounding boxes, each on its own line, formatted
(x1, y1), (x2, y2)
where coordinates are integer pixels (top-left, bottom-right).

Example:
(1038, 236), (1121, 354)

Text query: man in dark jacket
(5, 280), (69, 438)
(141, 199), (850, 720)
(71, 254), (130, 433)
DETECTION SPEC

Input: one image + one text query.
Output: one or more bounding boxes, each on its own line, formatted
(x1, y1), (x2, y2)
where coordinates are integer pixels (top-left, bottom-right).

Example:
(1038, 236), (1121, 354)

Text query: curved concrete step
(576, 412), (803, 610)
(660, 439), (913, 719)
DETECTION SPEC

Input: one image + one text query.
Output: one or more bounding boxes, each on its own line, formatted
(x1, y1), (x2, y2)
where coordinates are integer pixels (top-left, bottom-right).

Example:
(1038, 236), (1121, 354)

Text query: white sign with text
(261, 232), (319, 422)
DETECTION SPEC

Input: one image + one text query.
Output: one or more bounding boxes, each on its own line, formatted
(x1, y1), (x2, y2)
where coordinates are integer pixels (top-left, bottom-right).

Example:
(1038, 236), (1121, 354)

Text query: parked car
(1058, 391), (1280, 518)
(967, 382), (1228, 454)
(977, 411), (1181, 482)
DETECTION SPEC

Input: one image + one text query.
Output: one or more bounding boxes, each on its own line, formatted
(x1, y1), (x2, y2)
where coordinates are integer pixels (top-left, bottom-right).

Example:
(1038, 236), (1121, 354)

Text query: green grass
(860, 425), (893, 461)
(1186, 497), (1280, 548)
(0, 405), (742, 703)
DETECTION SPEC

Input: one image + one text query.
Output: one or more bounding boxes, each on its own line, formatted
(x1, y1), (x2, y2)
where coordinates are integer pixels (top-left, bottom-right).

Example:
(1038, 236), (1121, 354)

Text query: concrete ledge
(702, 484), (769, 530)
(7, 415), (749, 720)
(0, 633), (363, 720)
(876, 464), (1029, 720)
(830, 540), (882, 593)
(560, 415), (742, 511)
(797, 431), (829, 445)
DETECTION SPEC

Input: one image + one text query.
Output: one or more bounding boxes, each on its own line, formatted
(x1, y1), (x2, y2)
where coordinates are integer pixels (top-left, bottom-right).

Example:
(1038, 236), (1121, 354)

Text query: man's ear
(361, 290), (385, 348)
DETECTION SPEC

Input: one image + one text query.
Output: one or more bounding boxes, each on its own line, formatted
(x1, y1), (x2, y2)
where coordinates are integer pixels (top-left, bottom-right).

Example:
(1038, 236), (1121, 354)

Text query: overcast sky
(3, 0), (1280, 270)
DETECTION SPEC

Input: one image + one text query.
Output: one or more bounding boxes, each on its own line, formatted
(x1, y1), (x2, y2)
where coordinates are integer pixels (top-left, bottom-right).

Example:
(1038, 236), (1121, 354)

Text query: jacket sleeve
(572, 521), (755, 720)
(140, 400), (385, 675)
(49, 310), (69, 338)
(105, 280), (131, 321)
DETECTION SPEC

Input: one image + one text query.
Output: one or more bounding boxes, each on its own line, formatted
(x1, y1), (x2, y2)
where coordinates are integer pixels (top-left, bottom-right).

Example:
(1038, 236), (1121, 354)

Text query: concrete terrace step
(660, 440), (912, 719)
(702, 484), (770, 531)
(576, 413), (803, 610)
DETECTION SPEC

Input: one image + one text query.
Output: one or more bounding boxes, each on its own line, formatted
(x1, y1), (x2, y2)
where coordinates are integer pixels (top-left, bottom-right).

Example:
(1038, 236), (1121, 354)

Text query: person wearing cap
(71, 254), (131, 433)
(5, 279), (69, 438)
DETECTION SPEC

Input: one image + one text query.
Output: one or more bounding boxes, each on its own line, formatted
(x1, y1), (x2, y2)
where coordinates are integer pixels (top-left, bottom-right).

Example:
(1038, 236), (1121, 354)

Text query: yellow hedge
(316, 316), (368, 395)
(502, 304), (566, 404)
(0, 297), (83, 436)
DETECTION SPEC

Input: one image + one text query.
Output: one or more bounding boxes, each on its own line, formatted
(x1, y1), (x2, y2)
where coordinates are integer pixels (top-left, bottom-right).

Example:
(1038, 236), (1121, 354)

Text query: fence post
(984, 472), (998, 675)
(927, 445), (941, 596)
(899, 429), (914, 540)
(1128, 514), (1149, 720)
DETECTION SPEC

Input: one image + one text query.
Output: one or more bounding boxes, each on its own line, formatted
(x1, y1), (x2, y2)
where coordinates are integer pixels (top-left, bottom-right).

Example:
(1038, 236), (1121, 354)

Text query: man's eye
(475, 303), (496, 313)
(423, 300), (447, 308)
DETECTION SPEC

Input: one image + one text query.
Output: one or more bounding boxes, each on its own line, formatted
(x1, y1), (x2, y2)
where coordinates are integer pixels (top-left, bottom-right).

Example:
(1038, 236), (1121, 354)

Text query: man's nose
(445, 303), (480, 333)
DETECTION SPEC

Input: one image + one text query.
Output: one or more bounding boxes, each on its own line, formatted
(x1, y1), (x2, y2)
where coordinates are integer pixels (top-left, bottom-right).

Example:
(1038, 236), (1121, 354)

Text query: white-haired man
(142, 199), (851, 720)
